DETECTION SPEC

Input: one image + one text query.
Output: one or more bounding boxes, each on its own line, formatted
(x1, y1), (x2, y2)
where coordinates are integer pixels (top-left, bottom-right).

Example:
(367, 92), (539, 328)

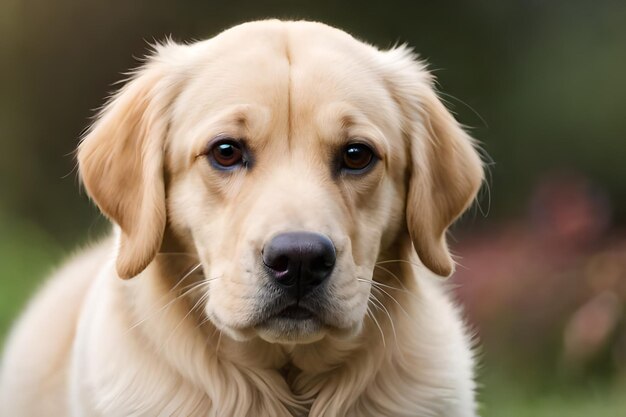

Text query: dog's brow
(315, 105), (389, 157)
(194, 104), (271, 142)
(227, 108), (251, 130)
(213, 105), (254, 130)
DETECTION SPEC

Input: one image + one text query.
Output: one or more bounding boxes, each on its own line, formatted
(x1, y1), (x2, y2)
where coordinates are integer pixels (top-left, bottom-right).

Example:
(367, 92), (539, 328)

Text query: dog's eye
(209, 140), (244, 169)
(342, 143), (375, 172)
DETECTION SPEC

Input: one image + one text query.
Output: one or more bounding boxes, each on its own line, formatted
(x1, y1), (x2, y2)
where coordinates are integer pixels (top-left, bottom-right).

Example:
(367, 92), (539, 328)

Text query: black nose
(262, 232), (336, 298)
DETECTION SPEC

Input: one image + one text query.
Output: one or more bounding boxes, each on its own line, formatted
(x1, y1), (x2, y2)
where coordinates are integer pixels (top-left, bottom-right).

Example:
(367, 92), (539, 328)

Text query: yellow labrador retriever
(0, 20), (483, 416)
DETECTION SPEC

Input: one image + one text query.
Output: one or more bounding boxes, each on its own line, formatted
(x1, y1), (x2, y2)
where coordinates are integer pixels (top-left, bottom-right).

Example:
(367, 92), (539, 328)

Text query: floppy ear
(382, 47), (484, 277)
(78, 45), (182, 279)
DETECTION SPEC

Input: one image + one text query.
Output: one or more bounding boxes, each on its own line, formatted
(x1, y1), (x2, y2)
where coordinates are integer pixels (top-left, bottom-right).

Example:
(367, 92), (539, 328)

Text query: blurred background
(1, 0), (625, 415)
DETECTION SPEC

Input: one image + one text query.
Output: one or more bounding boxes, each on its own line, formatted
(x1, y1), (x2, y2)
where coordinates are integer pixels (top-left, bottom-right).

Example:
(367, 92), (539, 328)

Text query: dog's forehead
(176, 22), (395, 128)
(210, 20), (364, 56)
(166, 21), (407, 173)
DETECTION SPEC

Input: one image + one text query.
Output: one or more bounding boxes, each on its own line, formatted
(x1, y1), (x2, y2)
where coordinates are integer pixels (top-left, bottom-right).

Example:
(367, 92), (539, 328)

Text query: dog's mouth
(274, 305), (315, 320)
(255, 303), (325, 343)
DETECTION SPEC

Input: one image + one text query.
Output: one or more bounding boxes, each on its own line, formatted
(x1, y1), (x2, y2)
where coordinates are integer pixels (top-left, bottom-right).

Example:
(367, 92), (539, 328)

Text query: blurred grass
(482, 391), (626, 417)
(0, 210), (63, 345)
(1, 212), (624, 415)
(479, 371), (626, 417)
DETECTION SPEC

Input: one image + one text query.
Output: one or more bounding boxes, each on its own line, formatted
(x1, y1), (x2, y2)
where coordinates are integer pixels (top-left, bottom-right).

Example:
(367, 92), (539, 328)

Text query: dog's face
(78, 21), (483, 344)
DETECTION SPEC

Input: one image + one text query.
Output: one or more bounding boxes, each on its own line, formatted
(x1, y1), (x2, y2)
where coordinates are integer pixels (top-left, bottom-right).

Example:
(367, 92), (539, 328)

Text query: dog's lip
(274, 304), (315, 320)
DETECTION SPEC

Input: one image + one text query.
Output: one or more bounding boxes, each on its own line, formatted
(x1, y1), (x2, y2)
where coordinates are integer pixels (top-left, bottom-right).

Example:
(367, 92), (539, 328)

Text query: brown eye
(209, 140), (244, 169)
(342, 143), (375, 172)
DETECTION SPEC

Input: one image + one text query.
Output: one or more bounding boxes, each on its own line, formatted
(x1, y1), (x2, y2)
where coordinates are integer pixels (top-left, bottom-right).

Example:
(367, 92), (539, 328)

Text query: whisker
(369, 291), (399, 348)
(176, 276), (217, 294)
(359, 276), (413, 320)
(366, 306), (385, 348)
(370, 286), (410, 363)
(366, 279), (400, 292)
(370, 282), (411, 320)
(195, 315), (213, 331)
(125, 286), (202, 333)
(373, 264), (411, 292)
(371, 267), (427, 306)
(162, 290), (211, 348)
(126, 276), (219, 332)
(170, 263), (203, 292)
(375, 259), (422, 268)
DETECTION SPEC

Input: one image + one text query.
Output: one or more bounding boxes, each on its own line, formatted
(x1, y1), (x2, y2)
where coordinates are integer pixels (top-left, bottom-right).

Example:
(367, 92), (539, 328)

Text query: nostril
(269, 255), (289, 273)
(311, 255), (334, 272)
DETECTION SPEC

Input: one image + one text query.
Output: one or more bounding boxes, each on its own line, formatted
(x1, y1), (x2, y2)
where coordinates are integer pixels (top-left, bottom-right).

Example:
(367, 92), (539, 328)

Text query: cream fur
(0, 20), (482, 416)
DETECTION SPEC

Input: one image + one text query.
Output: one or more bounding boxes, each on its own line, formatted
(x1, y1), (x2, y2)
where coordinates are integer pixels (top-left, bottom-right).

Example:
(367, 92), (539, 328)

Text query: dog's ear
(382, 46), (484, 277)
(78, 43), (183, 279)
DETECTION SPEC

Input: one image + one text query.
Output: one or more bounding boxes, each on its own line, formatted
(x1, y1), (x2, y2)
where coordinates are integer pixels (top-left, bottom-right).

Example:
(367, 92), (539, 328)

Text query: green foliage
(482, 390), (626, 417)
(0, 211), (63, 344)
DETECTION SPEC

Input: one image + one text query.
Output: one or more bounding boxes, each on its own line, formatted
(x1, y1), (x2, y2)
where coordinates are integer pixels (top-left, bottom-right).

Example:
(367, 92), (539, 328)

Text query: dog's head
(78, 21), (483, 344)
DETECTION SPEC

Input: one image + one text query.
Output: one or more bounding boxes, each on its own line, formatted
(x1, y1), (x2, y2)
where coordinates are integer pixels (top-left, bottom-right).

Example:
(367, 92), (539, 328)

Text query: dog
(0, 20), (484, 416)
